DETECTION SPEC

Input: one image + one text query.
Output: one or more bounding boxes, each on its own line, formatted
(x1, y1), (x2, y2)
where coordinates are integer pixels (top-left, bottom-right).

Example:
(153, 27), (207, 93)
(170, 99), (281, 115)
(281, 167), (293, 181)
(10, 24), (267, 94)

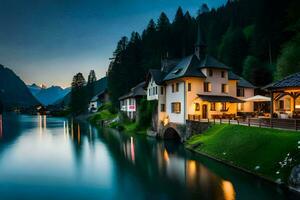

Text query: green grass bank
(185, 124), (300, 184)
(88, 100), (153, 135)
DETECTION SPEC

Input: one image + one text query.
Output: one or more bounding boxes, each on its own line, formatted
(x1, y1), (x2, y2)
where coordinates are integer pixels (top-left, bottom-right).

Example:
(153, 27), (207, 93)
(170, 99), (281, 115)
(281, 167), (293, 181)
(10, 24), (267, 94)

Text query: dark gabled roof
(238, 77), (256, 88)
(264, 72), (300, 90)
(197, 94), (244, 103)
(119, 82), (146, 100)
(199, 55), (229, 70)
(149, 69), (164, 85)
(163, 54), (206, 81)
(90, 89), (107, 102)
(228, 71), (256, 88)
(228, 71), (240, 80)
(161, 59), (181, 73)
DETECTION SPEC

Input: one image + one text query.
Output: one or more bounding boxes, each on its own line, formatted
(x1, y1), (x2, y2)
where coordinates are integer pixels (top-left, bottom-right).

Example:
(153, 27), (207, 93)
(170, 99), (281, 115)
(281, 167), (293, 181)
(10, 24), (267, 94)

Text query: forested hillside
(107, 0), (300, 107)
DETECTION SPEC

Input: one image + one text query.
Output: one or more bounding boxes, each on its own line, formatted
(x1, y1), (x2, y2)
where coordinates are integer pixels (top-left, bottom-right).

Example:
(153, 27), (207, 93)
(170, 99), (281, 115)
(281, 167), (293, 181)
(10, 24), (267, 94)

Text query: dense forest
(107, 0), (300, 107)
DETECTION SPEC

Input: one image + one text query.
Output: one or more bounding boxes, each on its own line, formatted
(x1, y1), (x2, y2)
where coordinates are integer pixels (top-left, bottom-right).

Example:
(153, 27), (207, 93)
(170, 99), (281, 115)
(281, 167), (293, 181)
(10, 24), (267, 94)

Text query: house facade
(119, 82), (146, 120)
(145, 28), (255, 127)
(264, 72), (300, 118)
(88, 90), (109, 112)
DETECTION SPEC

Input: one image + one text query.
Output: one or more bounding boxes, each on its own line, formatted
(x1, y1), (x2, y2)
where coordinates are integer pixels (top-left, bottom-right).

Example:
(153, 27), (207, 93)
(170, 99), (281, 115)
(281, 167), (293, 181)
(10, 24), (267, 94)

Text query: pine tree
(87, 70), (97, 84)
(218, 26), (248, 75)
(70, 73), (88, 115)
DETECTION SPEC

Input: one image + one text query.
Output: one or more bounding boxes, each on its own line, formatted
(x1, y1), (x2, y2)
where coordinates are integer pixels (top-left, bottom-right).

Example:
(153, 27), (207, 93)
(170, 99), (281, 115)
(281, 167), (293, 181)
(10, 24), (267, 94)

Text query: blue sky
(0, 0), (226, 87)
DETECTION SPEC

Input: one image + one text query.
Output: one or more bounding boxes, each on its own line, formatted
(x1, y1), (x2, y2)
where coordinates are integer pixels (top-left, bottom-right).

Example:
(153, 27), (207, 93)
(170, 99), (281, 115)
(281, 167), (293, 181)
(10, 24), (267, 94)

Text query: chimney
(195, 24), (207, 60)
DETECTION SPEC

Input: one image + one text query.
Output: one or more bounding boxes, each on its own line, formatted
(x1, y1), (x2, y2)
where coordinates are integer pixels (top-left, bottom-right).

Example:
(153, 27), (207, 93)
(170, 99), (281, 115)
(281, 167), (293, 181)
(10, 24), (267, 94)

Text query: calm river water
(0, 114), (299, 200)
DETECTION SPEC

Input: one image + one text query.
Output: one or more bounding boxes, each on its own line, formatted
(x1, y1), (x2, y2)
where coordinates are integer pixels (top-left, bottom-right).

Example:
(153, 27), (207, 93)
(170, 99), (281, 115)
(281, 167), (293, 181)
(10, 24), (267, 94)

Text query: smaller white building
(119, 82), (146, 120)
(88, 90), (109, 113)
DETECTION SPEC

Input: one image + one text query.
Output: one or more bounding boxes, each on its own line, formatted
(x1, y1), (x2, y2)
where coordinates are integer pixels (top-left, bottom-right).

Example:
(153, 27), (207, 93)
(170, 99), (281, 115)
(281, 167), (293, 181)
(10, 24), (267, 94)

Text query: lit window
(211, 103), (216, 111)
(204, 82), (211, 92)
(222, 84), (228, 93)
(221, 102), (227, 111)
(296, 98), (300, 110)
(286, 98), (291, 110)
(238, 103), (244, 111)
(195, 103), (200, 111)
(171, 102), (181, 114)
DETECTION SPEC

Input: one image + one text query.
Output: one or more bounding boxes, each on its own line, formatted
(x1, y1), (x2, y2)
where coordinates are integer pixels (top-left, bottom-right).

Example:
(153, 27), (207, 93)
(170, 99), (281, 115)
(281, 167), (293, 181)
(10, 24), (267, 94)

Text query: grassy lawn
(185, 124), (300, 183)
(88, 103), (117, 124)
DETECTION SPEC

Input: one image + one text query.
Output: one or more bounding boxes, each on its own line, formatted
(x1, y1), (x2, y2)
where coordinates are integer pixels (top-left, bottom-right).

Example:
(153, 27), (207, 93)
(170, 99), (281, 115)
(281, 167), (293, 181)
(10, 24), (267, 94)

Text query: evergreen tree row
(107, 0), (300, 107)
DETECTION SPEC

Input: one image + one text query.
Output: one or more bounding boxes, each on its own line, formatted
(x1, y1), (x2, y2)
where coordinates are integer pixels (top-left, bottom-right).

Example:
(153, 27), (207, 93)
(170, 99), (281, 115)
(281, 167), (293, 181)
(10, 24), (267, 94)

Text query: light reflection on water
(0, 114), (297, 200)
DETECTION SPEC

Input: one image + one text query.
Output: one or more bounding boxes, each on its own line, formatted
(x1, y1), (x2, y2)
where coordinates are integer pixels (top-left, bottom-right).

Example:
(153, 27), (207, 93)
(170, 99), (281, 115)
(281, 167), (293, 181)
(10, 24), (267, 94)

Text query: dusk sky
(0, 0), (226, 88)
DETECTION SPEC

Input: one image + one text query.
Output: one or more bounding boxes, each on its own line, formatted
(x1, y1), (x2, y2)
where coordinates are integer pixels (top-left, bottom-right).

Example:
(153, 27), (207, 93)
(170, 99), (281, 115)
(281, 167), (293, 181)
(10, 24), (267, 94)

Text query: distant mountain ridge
(28, 84), (70, 106)
(0, 64), (39, 109)
(55, 76), (108, 107)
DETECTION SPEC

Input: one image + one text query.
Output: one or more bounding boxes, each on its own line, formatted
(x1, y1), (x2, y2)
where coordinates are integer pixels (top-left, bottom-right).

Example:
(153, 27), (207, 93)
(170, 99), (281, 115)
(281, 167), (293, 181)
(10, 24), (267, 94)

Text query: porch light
(163, 116), (169, 126)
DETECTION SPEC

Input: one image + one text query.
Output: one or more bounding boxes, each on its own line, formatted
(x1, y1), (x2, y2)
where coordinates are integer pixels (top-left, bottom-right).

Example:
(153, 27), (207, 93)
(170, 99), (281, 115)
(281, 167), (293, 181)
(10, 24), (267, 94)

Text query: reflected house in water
(155, 142), (236, 199)
(110, 130), (236, 200)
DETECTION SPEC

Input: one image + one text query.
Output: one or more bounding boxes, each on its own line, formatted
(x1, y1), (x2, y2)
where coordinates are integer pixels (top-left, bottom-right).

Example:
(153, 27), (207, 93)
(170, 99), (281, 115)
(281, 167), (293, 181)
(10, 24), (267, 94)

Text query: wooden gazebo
(264, 72), (300, 118)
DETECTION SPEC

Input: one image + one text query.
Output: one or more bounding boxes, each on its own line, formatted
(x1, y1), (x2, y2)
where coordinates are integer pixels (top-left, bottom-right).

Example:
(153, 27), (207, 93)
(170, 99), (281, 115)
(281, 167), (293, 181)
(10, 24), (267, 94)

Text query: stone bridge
(157, 121), (211, 142)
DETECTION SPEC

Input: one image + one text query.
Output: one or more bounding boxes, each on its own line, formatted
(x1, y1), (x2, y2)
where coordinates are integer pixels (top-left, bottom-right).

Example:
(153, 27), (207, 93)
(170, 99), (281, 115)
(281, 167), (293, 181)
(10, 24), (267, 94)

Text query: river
(0, 114), (298, 200)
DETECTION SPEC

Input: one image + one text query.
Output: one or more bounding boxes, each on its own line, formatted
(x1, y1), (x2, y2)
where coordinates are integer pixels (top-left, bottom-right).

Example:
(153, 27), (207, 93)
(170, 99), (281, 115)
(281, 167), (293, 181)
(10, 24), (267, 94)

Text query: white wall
(147, 78), (159, 101)
(165, 80), (185, 124)
(237, 88), (255, 112)
(120, 98), (137, 119)
(201, 68), (229, 95)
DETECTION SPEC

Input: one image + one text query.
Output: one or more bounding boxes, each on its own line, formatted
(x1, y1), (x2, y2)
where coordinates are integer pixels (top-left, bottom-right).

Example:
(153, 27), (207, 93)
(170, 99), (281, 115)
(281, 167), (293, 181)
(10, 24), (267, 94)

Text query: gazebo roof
(264, 72), (300, 90)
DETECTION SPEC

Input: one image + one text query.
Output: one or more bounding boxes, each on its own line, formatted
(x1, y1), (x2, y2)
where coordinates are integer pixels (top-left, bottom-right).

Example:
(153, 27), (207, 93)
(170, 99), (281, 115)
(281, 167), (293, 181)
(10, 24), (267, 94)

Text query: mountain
(28, 85), (71, 106)
(55, 76), (107, 107)
(28, 83), (42, 95)
(0, 64), (39, 109)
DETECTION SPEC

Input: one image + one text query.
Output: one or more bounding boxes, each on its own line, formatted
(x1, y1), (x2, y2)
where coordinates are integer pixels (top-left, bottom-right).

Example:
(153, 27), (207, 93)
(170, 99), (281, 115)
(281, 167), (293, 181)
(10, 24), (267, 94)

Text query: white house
(119, 82), (146, 120)
(145, 26), (256, 127)
(88, 89), (109, 112)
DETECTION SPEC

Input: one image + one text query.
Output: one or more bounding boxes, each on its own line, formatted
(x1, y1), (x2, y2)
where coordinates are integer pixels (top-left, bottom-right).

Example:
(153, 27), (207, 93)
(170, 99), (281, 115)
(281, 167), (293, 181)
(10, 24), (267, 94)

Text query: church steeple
(195, 24), (207, 60)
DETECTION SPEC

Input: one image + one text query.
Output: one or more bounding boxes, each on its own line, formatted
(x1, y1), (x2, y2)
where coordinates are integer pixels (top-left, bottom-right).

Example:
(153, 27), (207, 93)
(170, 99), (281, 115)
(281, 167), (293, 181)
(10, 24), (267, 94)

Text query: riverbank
(185, 124), (300, 186)
(88, 103), (148, 135)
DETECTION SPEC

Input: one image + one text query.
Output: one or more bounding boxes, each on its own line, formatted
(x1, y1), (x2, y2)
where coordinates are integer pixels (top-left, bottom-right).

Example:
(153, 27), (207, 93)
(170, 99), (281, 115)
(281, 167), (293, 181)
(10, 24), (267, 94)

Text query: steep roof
(163, 55), (206, 81)
(264, 72), (300, 90)
(238, 77), (256, 88)
(199, 55), (229, 70)
(148, 69), (164, 85)
(228, 71), (256, 88)
(119, 82), (146, 100)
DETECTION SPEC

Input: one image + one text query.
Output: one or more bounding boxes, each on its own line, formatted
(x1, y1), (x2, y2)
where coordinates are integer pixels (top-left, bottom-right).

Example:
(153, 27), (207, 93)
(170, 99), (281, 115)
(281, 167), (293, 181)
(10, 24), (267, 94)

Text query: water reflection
(0, 115), (298, 200)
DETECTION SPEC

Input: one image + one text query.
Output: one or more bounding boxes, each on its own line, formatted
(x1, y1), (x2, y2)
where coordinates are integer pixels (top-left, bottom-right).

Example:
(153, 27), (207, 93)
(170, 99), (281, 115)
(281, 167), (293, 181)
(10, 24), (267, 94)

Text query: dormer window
(208, 69), (213, 77)
(173, 69), (182, 74)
